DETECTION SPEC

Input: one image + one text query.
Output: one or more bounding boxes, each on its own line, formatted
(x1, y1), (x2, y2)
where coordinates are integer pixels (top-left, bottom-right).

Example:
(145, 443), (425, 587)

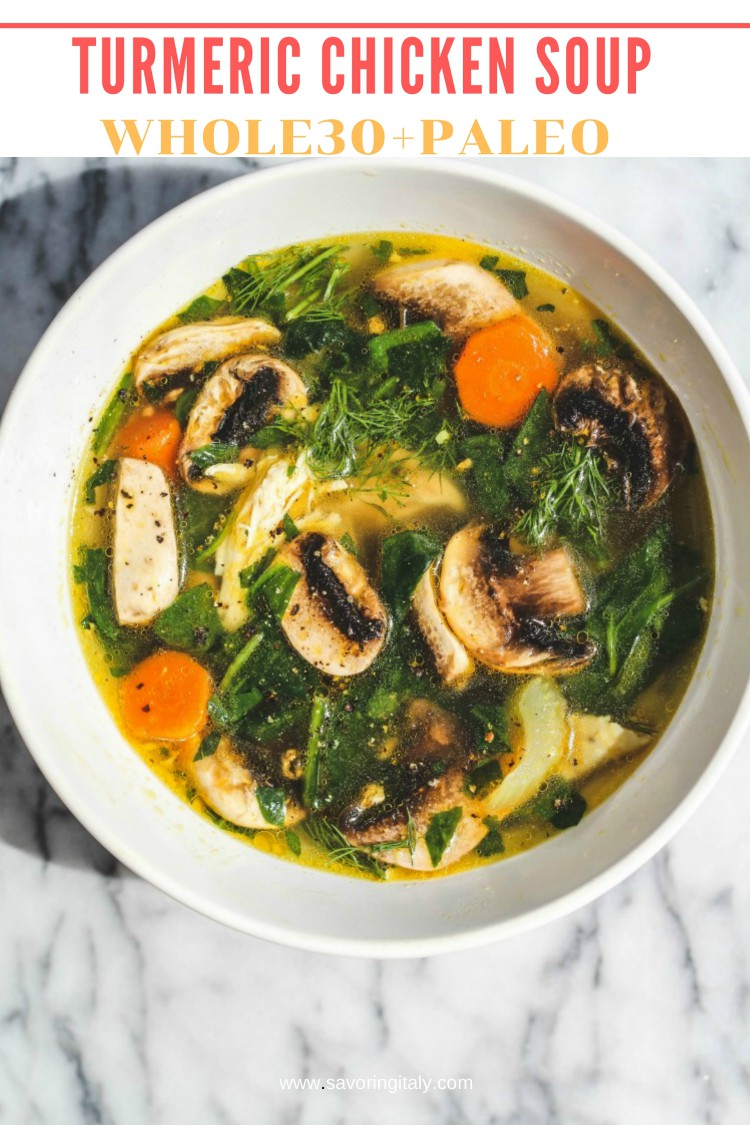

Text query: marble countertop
(1, 157), (750, 1125)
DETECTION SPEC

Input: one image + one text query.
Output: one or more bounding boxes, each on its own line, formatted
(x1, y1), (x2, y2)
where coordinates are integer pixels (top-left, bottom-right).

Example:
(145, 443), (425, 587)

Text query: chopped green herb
(194, 731), (221, 761)
(591, 318), (634, 361)
(208, 687), (263, 727)
(303, 695), (329, 810)
(370, 239), (394, 262)
(189, 443), (240, 474)
(381, 530), (441, 624)
(534, 777), (587, 830)
(368, 321), (449, 390)
(153, 584), (222, 654)
(256, 786), (286, 827)
(479, 256), (529, 300)
(93, 373), (136, 455)
(84, 459), (118, 504)
(464, 759), (503, 798)
(304, 816), (387, 879)
(202, 805), (256, 838)
(252, 564), (300, 619)
(74, 547), (144, 675)
(285, 830), (302, 856)
(425, 806), (463, 868)
(514, 440), (612, 551)
(282, 512), (299, 540)
(178, 294), (224, 324)
(476, 816), (505, 857)
(175, 386), (200, 428)
(227, 243), (350, 323)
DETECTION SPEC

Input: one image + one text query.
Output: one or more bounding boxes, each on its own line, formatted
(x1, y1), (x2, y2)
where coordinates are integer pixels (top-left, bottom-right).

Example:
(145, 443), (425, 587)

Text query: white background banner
(1, 0), (749, 156)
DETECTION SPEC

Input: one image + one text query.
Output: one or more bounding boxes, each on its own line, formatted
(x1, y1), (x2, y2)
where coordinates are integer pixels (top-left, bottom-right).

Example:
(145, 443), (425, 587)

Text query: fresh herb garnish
(153, 584), (223, 654)
(424, 806), (463, 868)
(381, 530), (441, 624)
(304, 816), (387, 879)
(175, 386), (200, 427)
(591, 318), (634, 361)
(256, 786), (286, 827)
(514, 440), (612, 550)
(476, 816), (505, 857)
(84, 459), (118, 504)
(303, 695), (329, 810)
(282, 512), (299, 540)
(533, 776), (587, 830)
(189, 443), (240, 475)
(202, 804), (256, 838)
(464, 759), (503, 798)
(479, 256), (529, 300)
(370, 239), (394, 262)
(178, 294), (225, 324)
(93, 373), (136, 455)
(74, 547), (144, 675)
(227, 243), (351, 323)
(251, 564), (301, 619)
(194, 731), (221, 761)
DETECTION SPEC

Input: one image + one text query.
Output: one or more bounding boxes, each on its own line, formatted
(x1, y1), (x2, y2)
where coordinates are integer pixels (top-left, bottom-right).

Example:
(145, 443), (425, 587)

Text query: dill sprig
(308, 380), (422, 478)
(303, 817), (388, 879)
(514, 440), (612, 549)
(268, 378), (435, 503)
(230, 243), (351, 322)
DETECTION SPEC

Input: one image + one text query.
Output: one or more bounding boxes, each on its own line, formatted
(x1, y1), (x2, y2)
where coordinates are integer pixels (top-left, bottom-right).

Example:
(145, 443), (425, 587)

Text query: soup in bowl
(0, 162), (747, 954)
(71, 230), (713, 881)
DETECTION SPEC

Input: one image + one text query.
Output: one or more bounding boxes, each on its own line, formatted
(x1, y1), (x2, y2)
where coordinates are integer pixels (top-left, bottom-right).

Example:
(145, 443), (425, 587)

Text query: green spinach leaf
(256, 786), (286, 827)
(154, 584), (222, 654)
(425, 806), (463, 868)
(381, 530), (441, 624)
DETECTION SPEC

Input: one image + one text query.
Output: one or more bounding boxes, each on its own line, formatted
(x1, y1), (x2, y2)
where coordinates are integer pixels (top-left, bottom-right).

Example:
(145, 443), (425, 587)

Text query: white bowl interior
(1, 162), (749, 956)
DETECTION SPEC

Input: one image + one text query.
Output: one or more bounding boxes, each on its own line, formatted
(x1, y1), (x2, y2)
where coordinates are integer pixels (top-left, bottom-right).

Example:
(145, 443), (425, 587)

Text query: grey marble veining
(1, 158), (750, 1125)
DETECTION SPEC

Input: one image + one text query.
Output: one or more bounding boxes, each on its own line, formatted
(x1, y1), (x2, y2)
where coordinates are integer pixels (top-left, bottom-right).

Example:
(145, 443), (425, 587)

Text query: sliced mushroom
(192, 736), (304, 831)
(438, 525), (593, 674)
(277, 532), (387, 676)
(179, 355), (307, 493)
(412, 564), (474, 687)
(133, 318), (281, 392)
(341, 700), (486, 871)
(372, 259), (519, 340)
(112, 457), (180, 626)
(554, 363), (686, 508)
(560, 713), (650, 783)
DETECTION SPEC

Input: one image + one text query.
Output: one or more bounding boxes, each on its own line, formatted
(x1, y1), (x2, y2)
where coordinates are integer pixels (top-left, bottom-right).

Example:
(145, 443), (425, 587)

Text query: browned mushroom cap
(277, 532), (388, 677)
(340, 700), (487, 871)
(192, 736), (304, 830)
(372, 259), (519, 340)
(553, 363), (686, 508)
(133, 318), (281, 392)
(438, 525), (594, 675)
(179, 354), (307, 492)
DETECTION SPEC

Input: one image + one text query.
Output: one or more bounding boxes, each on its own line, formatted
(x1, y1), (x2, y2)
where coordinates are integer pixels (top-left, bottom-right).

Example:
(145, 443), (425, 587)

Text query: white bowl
(1, 160), (749, 958)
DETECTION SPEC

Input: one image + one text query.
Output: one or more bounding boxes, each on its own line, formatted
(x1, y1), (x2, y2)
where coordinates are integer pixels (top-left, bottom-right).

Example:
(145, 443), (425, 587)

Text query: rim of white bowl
(1, 158), (750, 959)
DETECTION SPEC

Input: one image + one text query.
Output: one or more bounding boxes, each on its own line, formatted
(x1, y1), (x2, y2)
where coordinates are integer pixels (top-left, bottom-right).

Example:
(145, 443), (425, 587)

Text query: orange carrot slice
(121, 651), (212, 742)
(117, 408), (182, 477)
(454, 315), (561, 428)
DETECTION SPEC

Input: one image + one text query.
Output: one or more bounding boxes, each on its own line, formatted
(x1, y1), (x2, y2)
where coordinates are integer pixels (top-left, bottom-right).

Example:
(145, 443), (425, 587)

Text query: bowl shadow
(0, 158), (262, 871)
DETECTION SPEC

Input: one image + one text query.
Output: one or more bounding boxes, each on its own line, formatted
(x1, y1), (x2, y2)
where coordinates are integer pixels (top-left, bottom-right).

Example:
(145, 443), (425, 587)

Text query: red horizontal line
(0, 23), (748, 30)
